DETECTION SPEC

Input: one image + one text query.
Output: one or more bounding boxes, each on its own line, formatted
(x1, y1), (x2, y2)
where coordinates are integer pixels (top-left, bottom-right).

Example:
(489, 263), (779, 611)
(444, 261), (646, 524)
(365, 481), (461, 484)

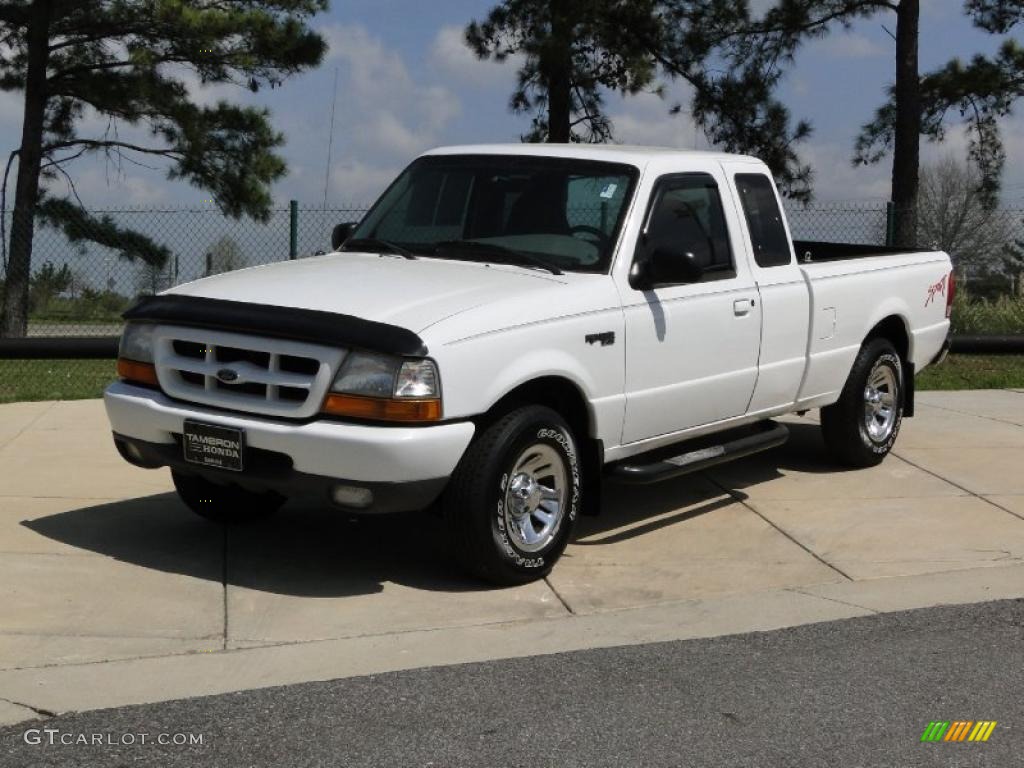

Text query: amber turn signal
(116, 358), (159, 388)
(322, 393), (441, 422)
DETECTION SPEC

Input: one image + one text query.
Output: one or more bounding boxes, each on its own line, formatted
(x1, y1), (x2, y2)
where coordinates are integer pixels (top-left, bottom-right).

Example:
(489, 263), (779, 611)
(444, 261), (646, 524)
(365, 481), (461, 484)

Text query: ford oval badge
(216, 368), (240, 384)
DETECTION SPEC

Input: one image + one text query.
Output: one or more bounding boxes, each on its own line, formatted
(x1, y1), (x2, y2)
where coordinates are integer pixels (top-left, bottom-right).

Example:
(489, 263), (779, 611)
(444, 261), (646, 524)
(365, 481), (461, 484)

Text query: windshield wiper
(342, 237), (417, 260)
(434, 240), (563, 275)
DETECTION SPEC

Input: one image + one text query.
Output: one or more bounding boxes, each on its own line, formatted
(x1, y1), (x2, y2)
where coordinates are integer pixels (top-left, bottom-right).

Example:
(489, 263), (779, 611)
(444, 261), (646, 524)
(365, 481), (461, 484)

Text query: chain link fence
(1, 205), (365, 338)
(786, 202), (1024, 298)
(1, 201), (1023, 401)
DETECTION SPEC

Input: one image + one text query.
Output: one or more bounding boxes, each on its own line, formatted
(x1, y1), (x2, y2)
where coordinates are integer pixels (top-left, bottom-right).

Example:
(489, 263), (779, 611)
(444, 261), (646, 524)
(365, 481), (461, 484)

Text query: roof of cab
(422, 143), (762, 167)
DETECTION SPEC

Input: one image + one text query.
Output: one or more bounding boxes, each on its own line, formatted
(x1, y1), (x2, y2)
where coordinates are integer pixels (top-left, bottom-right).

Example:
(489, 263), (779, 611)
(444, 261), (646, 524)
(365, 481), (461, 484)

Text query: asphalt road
(2, 599), (1021, 768)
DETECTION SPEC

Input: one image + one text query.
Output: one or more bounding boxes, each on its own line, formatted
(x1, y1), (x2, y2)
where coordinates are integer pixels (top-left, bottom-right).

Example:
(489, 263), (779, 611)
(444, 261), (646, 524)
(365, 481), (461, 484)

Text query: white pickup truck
(105, 145), (953, 584)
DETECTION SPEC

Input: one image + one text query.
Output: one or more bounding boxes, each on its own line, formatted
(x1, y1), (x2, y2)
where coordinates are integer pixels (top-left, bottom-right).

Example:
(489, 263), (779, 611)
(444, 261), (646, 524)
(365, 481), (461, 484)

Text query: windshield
(348, 154), (638, 273)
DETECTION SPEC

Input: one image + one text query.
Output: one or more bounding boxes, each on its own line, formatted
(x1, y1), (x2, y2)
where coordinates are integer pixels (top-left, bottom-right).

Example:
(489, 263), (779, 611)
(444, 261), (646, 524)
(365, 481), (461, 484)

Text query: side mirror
(631, 248), (703, 289)
(331, 222), (356, 251)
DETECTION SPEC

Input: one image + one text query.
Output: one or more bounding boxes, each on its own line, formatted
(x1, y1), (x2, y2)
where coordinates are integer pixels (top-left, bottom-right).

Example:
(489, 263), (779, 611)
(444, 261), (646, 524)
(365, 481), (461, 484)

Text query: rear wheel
(443, 405), (581, 585)
(171, 470), (284, 524)
(820, 338), (904, 467)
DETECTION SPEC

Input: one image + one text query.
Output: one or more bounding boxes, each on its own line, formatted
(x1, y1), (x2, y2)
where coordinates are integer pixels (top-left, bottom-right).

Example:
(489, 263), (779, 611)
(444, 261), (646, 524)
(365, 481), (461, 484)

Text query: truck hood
(167, 251), (567, 333)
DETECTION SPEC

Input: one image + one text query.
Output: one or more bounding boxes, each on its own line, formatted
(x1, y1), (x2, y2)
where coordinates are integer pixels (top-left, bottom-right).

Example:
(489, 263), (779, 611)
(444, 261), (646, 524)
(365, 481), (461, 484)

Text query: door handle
(733, 298), (756, 316)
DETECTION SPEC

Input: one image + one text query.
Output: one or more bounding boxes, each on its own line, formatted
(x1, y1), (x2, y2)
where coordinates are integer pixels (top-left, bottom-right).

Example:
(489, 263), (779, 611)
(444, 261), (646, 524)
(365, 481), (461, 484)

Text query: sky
(2, 0), (1023, 211)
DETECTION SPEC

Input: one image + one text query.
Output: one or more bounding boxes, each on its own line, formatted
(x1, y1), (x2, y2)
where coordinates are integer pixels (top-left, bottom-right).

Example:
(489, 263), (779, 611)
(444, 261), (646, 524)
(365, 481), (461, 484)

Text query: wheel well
(480, 376), (593, 440)
(478, 376), (604, 516)
(866, 315), (909, 361)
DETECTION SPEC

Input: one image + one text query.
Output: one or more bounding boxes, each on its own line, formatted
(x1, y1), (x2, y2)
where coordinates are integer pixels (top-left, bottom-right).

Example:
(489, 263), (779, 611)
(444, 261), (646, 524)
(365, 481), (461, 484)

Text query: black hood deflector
(124, 294), (428, 357)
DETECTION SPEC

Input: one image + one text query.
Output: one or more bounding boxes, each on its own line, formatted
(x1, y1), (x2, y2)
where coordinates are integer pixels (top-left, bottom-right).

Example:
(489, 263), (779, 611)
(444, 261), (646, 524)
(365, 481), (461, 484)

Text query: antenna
(322, 66), (339, 209)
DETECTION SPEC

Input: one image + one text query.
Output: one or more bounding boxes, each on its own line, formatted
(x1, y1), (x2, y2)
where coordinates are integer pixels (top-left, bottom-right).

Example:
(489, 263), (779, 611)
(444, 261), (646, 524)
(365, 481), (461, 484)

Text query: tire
(171, 470), (285, 524)
(443, 405), (582, 586)
(820, 338), (904, 467)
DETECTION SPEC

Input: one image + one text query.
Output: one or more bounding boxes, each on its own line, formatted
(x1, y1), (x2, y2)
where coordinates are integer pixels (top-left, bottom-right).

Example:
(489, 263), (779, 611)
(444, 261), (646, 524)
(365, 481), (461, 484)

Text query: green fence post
(289, 200), (298, 260)
(885, 201), (896, 247)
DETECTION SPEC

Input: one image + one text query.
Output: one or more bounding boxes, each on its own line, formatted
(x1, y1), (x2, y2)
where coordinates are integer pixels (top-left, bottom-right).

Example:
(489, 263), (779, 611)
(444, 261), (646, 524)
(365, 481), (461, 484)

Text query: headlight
(325, 352), (441, 422)
(331, 352), (398, 398)
(116, 323), (159, 388)
(331, 352), (439, 399)
(118, 323), (156, 364)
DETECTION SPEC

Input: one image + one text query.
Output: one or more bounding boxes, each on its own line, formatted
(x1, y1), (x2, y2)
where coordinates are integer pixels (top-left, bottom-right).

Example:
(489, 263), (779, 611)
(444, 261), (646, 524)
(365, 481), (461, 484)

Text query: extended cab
(105, 145), (953, 584)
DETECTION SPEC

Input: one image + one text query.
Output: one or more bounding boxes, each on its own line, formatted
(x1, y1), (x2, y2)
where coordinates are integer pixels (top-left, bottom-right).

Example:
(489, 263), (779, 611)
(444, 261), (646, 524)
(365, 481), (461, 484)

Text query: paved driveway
(1, 390), (1023, 723)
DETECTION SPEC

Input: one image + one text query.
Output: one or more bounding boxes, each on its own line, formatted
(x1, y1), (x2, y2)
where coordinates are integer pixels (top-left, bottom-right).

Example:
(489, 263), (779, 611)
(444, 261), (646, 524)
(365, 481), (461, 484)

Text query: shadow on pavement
(21, 419), (839, 597)
(703, 420), (859, 490)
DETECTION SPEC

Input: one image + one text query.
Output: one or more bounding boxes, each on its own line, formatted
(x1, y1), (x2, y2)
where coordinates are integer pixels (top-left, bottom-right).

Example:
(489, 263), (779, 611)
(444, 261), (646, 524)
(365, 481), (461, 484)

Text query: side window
(641, 174), (734, 277)
(735, 174), (792, 267)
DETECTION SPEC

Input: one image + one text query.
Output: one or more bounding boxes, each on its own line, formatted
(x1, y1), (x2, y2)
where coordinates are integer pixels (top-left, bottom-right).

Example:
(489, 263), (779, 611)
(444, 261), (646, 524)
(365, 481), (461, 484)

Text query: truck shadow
(573, 420), (853, 546)
(21, 422), (847, 597)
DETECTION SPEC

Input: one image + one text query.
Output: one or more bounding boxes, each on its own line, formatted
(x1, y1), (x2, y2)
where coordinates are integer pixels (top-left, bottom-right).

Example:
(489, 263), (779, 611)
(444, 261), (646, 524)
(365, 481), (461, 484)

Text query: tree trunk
(545, 0), (572, 143)
(1, 0), (52, 338)
(890, 0), (920, 249)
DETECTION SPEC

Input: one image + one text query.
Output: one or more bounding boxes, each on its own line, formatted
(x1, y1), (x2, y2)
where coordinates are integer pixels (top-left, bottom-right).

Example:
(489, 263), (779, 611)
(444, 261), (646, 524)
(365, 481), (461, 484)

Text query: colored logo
(921, 721), (997, 742)
(925, 275), (947, 307)
(216, 368), (240, 384)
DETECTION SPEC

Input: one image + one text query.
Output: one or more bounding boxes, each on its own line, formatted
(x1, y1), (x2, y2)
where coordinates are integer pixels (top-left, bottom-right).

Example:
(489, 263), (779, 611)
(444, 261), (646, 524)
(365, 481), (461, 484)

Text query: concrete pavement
(1, 390), (1023, 724)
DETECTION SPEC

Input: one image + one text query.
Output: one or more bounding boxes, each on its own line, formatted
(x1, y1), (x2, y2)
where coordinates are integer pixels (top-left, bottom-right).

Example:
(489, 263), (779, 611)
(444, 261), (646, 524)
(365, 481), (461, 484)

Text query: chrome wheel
(863, 361), (898, 442)
(504, 443), (567, 553)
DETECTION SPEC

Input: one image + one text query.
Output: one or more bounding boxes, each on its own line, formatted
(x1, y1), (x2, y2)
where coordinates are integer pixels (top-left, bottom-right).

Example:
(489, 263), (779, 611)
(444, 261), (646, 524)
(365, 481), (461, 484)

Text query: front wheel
(172, 470), (285, 524)
(443, 405), (581, 585)
(820, 338), (904, 467)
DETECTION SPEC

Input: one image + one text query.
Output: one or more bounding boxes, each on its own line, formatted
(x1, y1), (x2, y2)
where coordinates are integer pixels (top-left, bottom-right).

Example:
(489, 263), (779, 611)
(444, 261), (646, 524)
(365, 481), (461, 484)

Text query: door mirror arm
(331, 222), (357, 251)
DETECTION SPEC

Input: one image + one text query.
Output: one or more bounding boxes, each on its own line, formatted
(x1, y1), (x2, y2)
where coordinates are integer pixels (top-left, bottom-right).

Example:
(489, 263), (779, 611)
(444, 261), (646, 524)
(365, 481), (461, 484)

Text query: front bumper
(104, 381), (475, 512)
(113, 433), (448, 514)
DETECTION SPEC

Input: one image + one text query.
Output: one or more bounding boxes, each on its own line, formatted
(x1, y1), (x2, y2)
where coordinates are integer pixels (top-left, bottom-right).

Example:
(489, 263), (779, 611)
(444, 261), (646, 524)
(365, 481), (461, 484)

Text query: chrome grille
(153, 326), (345, 418)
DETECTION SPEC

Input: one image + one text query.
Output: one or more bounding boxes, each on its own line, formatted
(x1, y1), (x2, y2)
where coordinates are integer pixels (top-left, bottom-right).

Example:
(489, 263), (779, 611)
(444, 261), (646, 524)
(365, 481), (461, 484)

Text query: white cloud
(809, 32), (889, 60)
(175, 66), (251, 109)
(65, 165), (174, 207)
(428, 25), (521, 89)
(0, 90), (23, 128)
(791, 110), (1024, 204)
(920, 116), (1024, 204)
(605, 87), (705, 149)
(921, 0), (963, 21)
(368, 111), (431, 157)
(317, 23), (462, 196)
(327, 159), (401, 205)
(799, 140), (891, 201)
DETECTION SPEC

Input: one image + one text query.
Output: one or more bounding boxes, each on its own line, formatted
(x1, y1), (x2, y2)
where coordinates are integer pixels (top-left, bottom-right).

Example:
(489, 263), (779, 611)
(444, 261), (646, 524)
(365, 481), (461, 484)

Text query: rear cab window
(734, 174), (792, 268)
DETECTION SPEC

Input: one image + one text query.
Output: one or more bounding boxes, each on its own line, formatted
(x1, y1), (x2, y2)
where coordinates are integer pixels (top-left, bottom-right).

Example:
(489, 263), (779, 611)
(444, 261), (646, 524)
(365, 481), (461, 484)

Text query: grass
(916, 355), (1024, 390)
(1, 355), (1021, 405)
(0, 359), (116, 404)
(950, 292), (1024, 334)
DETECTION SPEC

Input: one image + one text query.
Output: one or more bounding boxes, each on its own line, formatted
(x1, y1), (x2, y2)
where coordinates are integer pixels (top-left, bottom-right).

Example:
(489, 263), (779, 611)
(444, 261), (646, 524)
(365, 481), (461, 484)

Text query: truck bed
(793, 240), (932, 263)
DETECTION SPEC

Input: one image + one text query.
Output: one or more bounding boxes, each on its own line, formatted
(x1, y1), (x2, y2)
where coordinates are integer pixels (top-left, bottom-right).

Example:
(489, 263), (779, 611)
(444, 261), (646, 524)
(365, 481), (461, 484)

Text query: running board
(610, 421), (790, 485)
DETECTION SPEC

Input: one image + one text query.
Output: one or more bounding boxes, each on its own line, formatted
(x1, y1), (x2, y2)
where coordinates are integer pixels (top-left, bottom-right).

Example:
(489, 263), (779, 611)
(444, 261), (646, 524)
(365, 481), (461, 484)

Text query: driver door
(620, 171), (762, 444)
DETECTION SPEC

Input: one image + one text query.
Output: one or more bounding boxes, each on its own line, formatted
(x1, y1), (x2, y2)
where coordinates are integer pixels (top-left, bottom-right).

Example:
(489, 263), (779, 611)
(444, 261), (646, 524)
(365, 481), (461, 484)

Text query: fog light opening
(331, 484), (374, 509)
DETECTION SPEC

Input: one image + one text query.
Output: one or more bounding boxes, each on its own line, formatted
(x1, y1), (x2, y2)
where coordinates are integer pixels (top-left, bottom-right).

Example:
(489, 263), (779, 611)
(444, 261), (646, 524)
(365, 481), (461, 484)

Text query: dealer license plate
(183, 420), (245, 472)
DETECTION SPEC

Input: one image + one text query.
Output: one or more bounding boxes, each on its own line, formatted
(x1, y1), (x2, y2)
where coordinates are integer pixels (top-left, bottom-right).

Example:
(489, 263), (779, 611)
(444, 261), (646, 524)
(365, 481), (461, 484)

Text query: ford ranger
(105, 145), (953, 584)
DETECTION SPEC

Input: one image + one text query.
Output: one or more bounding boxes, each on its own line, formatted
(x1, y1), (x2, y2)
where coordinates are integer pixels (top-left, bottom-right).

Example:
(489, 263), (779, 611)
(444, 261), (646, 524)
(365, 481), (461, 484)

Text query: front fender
(435, 318), (626, 448)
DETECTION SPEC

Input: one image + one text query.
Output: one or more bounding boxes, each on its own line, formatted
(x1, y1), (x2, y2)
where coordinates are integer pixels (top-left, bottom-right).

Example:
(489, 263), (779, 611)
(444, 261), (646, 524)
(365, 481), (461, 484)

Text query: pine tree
(466, 0), (815, 202)
(0, 0), (328, 337)
(466, 0), (661, 144)
(746, 0), (1024, 246)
